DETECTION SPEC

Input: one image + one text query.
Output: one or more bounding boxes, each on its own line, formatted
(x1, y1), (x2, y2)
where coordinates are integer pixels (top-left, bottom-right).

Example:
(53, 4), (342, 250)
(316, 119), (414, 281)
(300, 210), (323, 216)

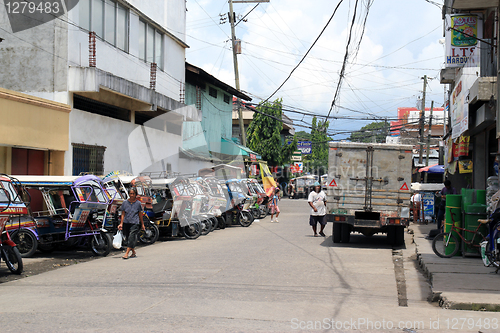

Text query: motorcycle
(223, 180), (254, 227)
(0, 174), (25, 274)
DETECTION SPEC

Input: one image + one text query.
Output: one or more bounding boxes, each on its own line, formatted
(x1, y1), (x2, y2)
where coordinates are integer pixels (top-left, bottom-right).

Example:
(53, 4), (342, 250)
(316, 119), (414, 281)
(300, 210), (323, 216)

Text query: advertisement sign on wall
(445, 14), (482, 68)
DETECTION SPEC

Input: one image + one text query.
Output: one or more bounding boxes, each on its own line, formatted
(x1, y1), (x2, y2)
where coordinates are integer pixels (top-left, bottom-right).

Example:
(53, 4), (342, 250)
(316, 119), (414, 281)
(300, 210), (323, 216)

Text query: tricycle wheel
(1, 246), (23, 274)
(259, 205), (268, 219)
(200, 218), (212, 236)
(139, 221), (159, 245)
(183, 222), (202, 240)
(238, 211), (253, 227)
(90, 232), (112, 256)
(10, 229), (38, 258)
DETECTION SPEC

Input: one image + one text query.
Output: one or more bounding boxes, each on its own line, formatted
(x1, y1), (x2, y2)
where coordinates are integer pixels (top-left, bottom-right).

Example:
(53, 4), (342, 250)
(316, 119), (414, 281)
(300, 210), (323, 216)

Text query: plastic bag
(113, 231), (123, 249)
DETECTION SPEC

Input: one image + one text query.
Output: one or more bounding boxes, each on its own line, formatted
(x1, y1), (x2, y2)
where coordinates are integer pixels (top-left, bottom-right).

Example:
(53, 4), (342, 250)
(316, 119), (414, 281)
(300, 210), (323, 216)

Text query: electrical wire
(262, 0), (346, 104)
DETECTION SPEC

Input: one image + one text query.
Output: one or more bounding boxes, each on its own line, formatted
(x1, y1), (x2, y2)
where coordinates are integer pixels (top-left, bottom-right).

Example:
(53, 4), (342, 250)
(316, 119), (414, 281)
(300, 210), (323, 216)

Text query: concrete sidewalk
(410, 223), (500, 311)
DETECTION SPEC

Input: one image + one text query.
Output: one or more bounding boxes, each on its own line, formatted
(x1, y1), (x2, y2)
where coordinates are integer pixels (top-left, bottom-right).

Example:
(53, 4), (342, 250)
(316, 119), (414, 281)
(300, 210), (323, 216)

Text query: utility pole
(228, 0), (269, 147)
(424, 101), (434, 183)
(419, 75), (427, 165)
(228, 0), (246, 146)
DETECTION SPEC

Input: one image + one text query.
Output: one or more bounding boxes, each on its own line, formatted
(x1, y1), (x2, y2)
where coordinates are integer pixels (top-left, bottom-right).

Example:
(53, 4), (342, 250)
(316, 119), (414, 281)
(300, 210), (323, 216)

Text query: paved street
(0, 198), (499, 332)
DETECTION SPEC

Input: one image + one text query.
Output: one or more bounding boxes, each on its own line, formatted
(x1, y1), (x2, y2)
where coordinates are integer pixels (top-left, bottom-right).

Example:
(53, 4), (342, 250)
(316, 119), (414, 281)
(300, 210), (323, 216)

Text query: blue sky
(184, 0), (445, 139)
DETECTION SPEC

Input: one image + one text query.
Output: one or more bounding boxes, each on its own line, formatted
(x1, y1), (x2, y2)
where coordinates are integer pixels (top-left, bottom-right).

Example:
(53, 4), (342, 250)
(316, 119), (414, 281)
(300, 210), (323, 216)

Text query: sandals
(130, 254), (137, 258)
(122, 256), (129, 259)
(319, 232), (326, 237)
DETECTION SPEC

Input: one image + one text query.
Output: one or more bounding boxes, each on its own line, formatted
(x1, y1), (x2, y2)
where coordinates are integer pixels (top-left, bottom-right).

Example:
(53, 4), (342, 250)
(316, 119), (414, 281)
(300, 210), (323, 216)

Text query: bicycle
(432, 210), (488, 258)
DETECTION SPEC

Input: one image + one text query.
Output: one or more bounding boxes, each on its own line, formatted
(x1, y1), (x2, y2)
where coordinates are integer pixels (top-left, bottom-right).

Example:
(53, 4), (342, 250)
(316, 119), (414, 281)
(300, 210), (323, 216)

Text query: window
(209, 87), (217, 98)
(79, 0), (129, 51)
(224, 94), (230, 104)
(138, 20), (164, 70)
(72, 144), (106, 176)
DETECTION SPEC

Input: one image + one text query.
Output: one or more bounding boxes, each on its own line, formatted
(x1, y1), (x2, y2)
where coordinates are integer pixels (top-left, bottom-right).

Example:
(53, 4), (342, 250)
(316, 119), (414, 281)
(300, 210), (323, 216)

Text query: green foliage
(309, 116), (329, 174)
(246, 99), (297, 166)
(349, 121), (388, 143)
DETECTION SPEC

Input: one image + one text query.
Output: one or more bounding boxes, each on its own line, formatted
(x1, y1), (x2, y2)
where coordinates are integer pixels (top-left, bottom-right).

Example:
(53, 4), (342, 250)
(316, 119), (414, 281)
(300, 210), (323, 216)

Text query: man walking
(308, 182), (327, 237)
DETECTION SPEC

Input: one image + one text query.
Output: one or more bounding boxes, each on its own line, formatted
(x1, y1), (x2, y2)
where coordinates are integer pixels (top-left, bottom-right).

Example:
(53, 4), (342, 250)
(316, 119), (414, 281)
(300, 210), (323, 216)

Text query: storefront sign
(422, 192), (435, 220)
(445, 14), (482, 68)
(459, 160), (473, 173)
(451, 68), (477, 139)
(297, 141), (312, 154)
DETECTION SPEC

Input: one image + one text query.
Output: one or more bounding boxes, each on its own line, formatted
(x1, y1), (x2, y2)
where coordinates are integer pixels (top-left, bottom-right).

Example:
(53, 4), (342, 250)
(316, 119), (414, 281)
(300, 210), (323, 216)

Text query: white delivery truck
(326, 142), (413, 245)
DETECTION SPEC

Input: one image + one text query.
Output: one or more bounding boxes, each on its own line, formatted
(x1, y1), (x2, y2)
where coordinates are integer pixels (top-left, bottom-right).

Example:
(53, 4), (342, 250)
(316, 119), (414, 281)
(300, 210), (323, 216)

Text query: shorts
(122, 223), (140, 248)
(309, 215), (326, 226)
(270, 204), (280, 214)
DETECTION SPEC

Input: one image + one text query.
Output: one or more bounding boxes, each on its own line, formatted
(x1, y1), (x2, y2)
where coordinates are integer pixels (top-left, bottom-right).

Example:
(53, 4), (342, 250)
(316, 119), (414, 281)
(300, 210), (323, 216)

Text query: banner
(445, 14), (482, 68)
(259, 163), (276, 196)
(459, 160), (473, 173)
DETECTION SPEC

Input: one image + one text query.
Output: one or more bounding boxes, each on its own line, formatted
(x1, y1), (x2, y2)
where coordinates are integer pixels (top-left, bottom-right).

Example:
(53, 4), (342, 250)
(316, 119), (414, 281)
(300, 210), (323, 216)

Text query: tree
(309, 117), (329, 175)
(349, 121), (388, 143)
(246, 99), (297, 166)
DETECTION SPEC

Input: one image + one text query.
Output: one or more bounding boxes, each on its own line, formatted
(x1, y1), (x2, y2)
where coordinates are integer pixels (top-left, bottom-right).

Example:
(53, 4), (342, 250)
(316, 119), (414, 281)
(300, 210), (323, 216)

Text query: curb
(411, 226), (500, 312)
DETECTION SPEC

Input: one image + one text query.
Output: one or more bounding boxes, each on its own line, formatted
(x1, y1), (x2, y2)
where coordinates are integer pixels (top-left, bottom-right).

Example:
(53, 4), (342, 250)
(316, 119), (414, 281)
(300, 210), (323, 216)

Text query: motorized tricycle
(12, 175), (115, 257)
(0, 174), (26, 274)
(222, 179), (254, 227)
(150, 177), (202, 239)
(287, 175), (317, 199)
(102, 172), (159, 245)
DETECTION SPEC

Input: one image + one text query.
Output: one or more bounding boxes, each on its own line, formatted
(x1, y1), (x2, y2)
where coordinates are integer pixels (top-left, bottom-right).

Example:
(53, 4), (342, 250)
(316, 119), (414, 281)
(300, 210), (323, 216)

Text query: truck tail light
(334, 216), (346, 222)
(388, 218), (400, 225)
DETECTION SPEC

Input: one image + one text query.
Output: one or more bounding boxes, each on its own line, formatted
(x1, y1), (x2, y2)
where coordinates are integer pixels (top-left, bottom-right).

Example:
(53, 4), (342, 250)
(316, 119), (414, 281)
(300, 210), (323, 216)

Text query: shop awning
(418, 164), (444, 174)
(220, 138), (261, 159)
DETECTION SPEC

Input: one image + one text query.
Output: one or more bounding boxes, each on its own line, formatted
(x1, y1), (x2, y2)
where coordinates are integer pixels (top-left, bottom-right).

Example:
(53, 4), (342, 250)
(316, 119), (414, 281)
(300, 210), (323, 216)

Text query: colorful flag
(259, 163), (276, 197)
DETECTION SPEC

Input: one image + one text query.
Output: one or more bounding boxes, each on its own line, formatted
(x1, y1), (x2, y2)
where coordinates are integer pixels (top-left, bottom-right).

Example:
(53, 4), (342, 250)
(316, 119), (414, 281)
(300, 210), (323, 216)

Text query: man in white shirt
(308, 182), (327, 237)
(411, 191), (422, 222)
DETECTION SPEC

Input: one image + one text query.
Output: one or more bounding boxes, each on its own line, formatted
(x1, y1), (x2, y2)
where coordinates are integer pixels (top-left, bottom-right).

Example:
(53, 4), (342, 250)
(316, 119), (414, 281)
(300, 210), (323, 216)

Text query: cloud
(186, 0), (445, 136)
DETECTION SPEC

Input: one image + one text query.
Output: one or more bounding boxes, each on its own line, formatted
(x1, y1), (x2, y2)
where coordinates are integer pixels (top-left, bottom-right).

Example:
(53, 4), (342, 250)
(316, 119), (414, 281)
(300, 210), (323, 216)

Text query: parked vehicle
(150, 177), (202, 239)
(13, 175), (114, 256)
(326, 142), (413, 245)
(102, 173), (159, 245)
(237, 179), (260, 220)
(0, 174), (26, 274)
(223, 179), (253, 227)
(245, 179), (270, 218)
(288, 175), (317, 199)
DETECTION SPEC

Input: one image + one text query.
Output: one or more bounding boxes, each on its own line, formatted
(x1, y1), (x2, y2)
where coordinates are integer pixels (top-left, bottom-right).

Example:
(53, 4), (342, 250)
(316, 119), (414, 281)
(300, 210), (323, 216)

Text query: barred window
(72, 143), (106, 176)
(223, 94), (230, 104)
(209, 87), (217, 98)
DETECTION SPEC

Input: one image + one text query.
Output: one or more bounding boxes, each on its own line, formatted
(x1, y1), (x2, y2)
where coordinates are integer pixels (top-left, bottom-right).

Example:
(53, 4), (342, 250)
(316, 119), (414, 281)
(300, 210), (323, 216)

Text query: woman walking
(118, 188), (145, 259)
(270, 187), (281, 222)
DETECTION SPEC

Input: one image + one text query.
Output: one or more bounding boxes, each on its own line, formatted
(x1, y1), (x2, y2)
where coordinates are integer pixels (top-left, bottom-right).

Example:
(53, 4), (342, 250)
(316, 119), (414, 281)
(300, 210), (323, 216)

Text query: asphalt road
(0, 198), (498, 332)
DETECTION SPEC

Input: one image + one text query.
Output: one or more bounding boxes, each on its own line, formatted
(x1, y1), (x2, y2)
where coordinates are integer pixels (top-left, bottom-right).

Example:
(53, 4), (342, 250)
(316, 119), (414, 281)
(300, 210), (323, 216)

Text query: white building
(0, 0), (210, 176)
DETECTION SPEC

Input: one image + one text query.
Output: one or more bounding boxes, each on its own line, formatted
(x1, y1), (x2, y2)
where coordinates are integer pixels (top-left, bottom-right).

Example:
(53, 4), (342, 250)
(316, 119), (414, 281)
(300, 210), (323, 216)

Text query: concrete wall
(68, 108), (209, 176)
(0, 8), (68, 102)
(68, 1), (185, 101)
(185, 83), (233, 154)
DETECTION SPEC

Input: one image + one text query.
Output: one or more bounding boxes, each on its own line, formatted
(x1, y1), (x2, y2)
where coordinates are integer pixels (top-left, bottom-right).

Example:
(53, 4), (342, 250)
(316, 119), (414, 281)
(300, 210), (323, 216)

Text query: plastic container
(445, 194), (462, 256)
(462, 203), (488, 256)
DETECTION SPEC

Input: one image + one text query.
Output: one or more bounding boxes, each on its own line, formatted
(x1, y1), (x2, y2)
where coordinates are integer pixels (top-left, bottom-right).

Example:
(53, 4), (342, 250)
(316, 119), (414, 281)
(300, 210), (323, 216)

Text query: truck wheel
(394, 226), (405, 246)
(341, 224), (350, 243)
(333, 223), (341, 243)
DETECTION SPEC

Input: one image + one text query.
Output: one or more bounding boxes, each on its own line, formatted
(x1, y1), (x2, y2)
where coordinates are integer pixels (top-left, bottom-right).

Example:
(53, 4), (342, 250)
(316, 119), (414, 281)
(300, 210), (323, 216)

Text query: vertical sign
(445, 14), (482, 68)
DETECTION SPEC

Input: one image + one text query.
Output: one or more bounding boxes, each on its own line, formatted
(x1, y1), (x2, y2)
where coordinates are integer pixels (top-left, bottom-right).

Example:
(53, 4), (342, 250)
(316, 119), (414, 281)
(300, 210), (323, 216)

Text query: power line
(262, 0), (346, 104)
